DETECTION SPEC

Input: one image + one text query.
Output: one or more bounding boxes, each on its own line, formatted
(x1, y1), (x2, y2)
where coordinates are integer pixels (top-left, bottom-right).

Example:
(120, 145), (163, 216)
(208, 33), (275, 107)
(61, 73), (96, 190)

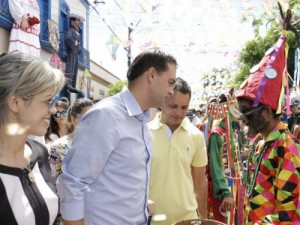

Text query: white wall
(88, 59), (120, 99)
(51, 0), (60, 23)
(89, 80), (108, 100)
(0, 27), (9, 53)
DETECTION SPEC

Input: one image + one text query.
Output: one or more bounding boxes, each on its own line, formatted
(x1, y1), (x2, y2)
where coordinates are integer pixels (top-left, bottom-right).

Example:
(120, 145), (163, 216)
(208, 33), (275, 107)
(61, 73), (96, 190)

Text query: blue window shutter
(0, 0), (13, 31)
(38, 0), (54, 52)
(58, 0), (69, 60)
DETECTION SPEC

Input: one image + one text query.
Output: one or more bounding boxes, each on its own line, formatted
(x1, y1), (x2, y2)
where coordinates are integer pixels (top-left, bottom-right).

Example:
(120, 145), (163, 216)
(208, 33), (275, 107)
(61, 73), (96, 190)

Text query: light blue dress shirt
(57, 86), (151, 225)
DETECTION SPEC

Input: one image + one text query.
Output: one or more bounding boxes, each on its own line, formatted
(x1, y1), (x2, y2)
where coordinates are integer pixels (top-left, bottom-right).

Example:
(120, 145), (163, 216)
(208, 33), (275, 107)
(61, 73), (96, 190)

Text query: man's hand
(147, 199), (155, 216)
(220, 196), (234, 211)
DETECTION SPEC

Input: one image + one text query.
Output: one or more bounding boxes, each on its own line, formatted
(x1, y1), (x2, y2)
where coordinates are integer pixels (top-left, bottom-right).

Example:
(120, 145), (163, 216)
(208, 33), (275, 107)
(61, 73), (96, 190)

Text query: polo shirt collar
(151, 112), (191, 131)
(180, 117), (191, 130)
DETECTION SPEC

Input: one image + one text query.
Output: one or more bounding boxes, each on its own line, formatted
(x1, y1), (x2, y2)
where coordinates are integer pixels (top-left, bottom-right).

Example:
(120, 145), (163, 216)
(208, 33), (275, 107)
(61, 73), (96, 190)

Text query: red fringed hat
(236, 32), (289, 114)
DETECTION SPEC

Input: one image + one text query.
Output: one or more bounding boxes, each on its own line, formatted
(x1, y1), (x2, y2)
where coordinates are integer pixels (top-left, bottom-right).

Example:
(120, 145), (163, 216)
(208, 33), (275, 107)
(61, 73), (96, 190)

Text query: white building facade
(0, 0), (120, 101)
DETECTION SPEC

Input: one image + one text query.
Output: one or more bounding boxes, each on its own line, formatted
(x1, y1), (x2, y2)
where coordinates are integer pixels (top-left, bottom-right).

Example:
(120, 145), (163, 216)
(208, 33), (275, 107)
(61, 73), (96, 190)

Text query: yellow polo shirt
(148, 114), (207, 225)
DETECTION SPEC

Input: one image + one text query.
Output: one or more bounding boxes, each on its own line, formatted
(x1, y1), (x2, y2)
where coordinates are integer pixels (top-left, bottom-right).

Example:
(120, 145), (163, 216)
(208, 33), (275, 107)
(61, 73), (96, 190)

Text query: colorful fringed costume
(235, 4), (300, 224)
(244, 123), (300, 224)
(206, 95), (246, 225)
(236, 32), (300, 225)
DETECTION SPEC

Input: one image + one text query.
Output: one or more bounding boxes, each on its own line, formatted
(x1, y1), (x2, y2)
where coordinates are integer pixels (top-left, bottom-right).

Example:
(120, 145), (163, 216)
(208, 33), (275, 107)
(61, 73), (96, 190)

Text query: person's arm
(191, 131), (208, 218)
(192, 166), (208, 219)
(8, 0), (24, 25)
(57, 107), (119, 222)
(65, 29), (78, 49)
(208, 133), (232, 199)
(8, 0), (31, 28)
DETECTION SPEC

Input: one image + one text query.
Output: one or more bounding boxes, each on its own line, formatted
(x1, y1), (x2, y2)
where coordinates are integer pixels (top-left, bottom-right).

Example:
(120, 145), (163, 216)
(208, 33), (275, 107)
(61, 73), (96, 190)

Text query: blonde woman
(0, 53), (65, 224)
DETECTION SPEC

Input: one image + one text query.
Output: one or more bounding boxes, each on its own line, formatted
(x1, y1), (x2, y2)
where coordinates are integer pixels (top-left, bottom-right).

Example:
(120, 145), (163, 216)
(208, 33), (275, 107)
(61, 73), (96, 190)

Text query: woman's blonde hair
(0, 53), (65, 125)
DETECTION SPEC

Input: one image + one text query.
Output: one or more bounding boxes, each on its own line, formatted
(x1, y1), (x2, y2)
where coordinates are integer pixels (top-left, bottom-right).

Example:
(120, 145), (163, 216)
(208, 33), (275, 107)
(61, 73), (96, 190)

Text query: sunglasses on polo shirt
(54, 110), (67, 118)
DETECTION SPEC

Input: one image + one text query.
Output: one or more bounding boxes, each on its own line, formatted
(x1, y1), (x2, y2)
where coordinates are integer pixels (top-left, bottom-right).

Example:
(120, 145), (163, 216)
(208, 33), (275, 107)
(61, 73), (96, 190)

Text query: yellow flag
(80, 68), (92, 90)
(83, 68), (92, 78)
(80, 75), (85, 90)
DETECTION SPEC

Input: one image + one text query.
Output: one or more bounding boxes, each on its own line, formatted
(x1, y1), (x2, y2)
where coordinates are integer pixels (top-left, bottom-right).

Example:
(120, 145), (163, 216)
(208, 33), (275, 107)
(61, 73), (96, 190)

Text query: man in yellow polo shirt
(148, 77), (208, 225)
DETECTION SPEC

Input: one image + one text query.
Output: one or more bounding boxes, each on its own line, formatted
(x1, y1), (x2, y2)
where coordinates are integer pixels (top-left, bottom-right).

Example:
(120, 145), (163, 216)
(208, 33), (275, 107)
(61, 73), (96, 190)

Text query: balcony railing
(79, 47), (90, 70)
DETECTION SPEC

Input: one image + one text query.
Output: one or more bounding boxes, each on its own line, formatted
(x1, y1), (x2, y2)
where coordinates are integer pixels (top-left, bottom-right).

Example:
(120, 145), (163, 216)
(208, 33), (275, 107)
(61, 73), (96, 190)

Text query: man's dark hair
(127, 49), (177, 81)
(69, 17), (79, 28)
(173, 77), (191, 99)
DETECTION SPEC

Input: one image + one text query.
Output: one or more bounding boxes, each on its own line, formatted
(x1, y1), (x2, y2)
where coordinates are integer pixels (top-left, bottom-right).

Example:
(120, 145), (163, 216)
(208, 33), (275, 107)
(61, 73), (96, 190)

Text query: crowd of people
(1, 37), (300, 225)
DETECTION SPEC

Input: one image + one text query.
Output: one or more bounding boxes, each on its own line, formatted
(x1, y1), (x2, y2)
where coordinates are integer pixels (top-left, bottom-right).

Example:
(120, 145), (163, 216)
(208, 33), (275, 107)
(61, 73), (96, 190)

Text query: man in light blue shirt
(57, 50), (177, 225)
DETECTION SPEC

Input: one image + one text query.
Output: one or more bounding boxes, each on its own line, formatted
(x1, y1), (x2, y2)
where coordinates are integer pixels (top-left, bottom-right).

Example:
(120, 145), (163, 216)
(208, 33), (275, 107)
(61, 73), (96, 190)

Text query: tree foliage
(200, 67), (232, 100)
(107, 80), (127, 96)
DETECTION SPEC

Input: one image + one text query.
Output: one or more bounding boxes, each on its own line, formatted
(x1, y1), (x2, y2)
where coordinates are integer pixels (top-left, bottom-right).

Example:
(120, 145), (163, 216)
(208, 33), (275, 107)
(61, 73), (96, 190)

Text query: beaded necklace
(245, 143), (264, 197)
(24, 163), (35, 182)
(245, 139), (275, 197)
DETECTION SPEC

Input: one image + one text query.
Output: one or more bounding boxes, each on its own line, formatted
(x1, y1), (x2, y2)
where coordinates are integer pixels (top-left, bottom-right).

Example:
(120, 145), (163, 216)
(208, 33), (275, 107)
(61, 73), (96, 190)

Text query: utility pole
(127, 27), (133, 67)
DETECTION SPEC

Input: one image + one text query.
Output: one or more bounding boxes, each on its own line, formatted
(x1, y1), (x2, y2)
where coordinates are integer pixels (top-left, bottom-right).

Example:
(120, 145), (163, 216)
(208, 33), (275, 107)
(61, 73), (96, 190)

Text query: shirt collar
(264, 121), (288, 142)
(181, 117), (192, 130)
(120, 86), (151, 122)
(150, 112), (191, 131)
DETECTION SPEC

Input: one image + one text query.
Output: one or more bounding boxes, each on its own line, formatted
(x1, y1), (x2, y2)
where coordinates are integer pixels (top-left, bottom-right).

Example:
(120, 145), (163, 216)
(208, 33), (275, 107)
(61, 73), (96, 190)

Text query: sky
(87, 0), (285, 103)
(88, 0), (268, 77)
